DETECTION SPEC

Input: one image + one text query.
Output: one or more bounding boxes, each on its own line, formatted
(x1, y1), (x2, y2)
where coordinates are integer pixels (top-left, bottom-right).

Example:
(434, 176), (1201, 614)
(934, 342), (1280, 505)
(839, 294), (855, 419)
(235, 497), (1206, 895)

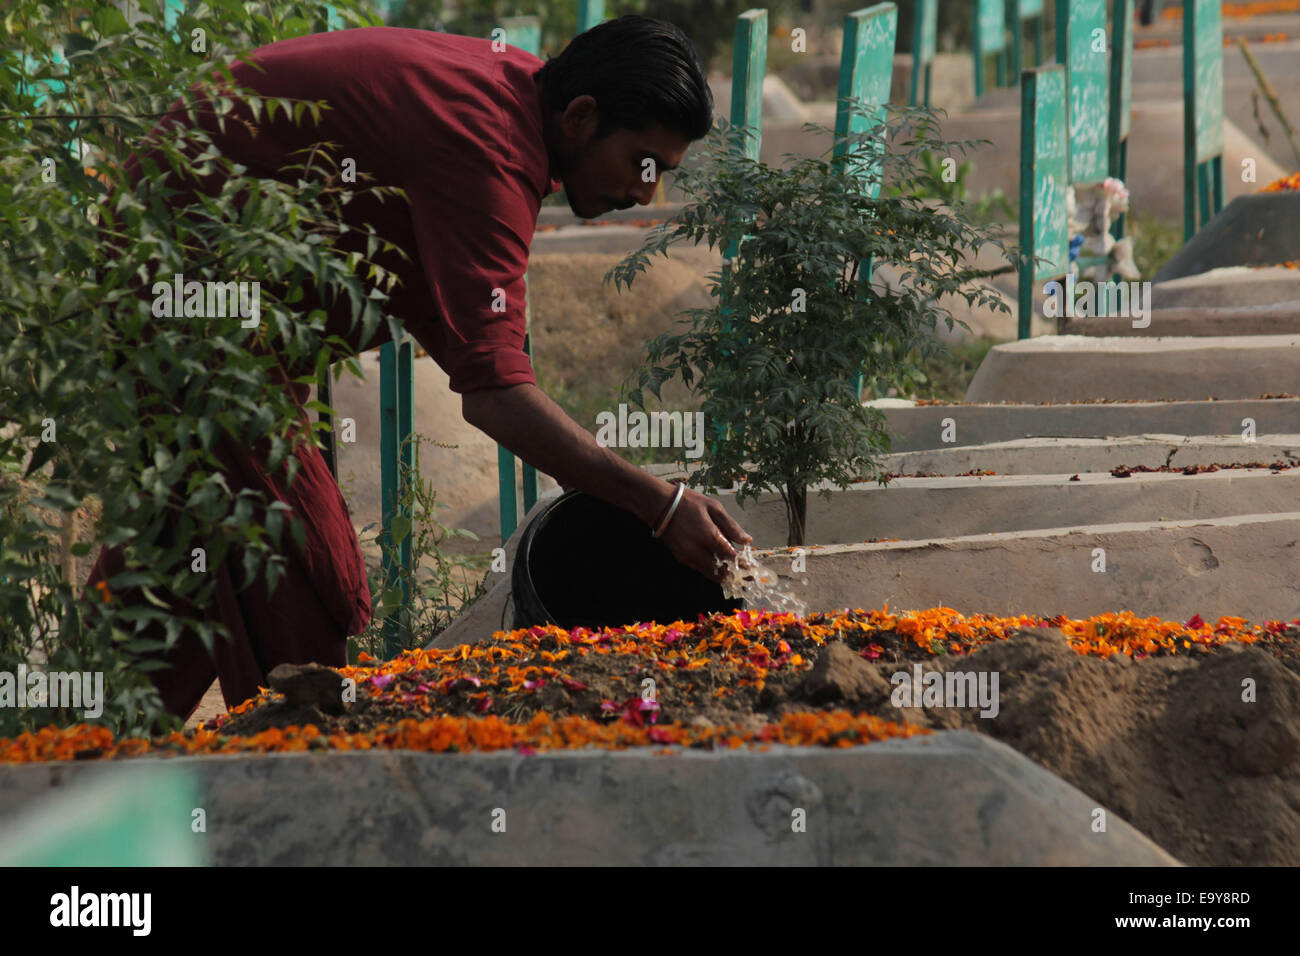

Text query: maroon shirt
(149, 26), (564, 393)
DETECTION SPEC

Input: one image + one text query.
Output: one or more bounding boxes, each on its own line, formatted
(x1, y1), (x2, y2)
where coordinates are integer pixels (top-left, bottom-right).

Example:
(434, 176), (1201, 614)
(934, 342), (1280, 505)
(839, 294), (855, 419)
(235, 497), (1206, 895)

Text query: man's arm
(462, 383), (752, 582)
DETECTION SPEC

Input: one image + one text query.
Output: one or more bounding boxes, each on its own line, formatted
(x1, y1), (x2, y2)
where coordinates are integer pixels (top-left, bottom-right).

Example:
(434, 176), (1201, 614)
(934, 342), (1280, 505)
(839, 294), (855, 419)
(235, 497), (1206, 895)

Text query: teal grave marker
(1183, 0), (1225, 241)
(973, 0), (1008, 98)
(1055, 0), (1110, 185)
(1018, 65), (1069, 340)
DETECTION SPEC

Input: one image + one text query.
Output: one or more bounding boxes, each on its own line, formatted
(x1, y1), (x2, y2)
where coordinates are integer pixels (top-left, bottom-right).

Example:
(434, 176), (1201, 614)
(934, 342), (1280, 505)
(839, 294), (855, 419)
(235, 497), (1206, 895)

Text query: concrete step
(0, 733), (1180, 865)
(649, 434), (1300, 480)
(723, 467), (1300, 547)
(964, 334), (1300, 403)
(876, 397), (1300, 451)
(883, 434), (1300, 475)
(772, 512), (1300, 623)
(1149, 267), (1300, 310)
(1060, 301), (1300, 337)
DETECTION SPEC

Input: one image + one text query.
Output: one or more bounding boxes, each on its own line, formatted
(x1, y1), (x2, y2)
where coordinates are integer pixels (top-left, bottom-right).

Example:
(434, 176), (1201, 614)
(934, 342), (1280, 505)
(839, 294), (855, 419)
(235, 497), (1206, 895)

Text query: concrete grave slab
(720, 467), (1300, 547)
(964, 334), (1300, 403)
(627, 435), (1300, 483)
(0, 732), (1181, 866)
(1149, 266), (1300, 311)
(776, 512), (1300, 624)
(1154, 194), (1300, 282)
(1060, 300), (1300, 337)
(874, 398), (1300, 452)
(881, 433), (1300, 474)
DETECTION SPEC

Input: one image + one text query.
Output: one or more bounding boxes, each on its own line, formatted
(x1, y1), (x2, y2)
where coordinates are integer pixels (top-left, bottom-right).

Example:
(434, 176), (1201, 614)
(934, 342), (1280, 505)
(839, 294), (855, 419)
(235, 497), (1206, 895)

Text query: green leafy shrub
(0, 0), (397, 737)
(607, 104), (1012, 546)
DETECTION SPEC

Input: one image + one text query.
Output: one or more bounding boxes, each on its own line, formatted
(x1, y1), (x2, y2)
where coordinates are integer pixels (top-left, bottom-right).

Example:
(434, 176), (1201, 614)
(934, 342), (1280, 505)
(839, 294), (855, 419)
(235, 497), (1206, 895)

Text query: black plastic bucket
(508, 491), (742, 630)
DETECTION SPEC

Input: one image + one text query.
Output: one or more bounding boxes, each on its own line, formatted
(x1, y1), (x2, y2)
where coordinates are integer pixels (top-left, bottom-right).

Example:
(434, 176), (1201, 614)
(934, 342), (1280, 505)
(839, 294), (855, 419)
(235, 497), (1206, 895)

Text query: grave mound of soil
(201, 606), (1300, 866)
(5, 606), (1297, 864)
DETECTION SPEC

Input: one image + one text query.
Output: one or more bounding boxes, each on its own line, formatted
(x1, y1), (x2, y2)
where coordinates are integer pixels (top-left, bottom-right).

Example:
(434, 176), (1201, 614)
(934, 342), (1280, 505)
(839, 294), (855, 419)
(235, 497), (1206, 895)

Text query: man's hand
(462, 383), (753, 583)
(655, 484), (753, 584)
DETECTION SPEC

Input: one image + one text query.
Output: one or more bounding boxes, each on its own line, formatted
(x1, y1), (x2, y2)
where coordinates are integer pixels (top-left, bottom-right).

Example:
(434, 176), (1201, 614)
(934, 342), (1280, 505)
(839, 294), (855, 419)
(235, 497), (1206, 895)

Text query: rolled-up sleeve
(399, 103), (541, 394)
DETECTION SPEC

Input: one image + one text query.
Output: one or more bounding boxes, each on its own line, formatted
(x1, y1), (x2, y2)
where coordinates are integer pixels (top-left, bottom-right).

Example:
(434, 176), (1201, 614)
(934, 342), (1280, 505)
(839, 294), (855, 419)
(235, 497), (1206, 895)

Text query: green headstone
(1018, 65), (1069, 339)
(1055, 0), (1109, 184)
(974, 0), (1007, 96)
(833, 2), (897, 193)
(497, 15), (541, 57)
(1182, 0), (1225, 240)
(915, 0), (936, 64)
(833, 4), (897, 398)
(730, 9), (768, 164)
(1186, 0), (1224, 163)
(977, 0), (1007, 53)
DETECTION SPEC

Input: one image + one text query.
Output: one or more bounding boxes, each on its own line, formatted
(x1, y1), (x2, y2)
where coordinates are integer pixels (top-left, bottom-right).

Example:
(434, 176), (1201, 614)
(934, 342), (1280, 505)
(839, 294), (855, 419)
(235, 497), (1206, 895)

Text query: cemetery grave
(4, 1), (1300, 869)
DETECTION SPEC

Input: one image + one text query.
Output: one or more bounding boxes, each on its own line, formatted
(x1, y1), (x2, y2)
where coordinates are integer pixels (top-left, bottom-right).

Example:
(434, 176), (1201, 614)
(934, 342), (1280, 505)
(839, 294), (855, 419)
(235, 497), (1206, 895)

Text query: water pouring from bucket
(716, 544), (808, 618)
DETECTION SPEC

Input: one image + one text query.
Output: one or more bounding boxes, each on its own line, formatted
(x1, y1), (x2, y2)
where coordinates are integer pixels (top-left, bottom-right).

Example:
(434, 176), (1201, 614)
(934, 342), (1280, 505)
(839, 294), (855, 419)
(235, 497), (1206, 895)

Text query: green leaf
(389, 514), (411, 546)
(24, 441), (56, 478)
(93, 6), (131, 37)
(197, 418), (218, 451)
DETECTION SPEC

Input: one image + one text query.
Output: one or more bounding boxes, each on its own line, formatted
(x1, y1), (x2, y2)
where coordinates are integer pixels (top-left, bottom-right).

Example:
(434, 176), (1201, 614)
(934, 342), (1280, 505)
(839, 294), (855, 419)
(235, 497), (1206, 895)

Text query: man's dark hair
(535, 15), (714, 141)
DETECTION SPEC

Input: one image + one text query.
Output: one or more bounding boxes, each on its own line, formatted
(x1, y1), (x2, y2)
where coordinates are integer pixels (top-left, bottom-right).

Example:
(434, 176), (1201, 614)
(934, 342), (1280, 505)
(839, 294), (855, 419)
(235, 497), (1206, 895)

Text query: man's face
(548, 94), (693, 220)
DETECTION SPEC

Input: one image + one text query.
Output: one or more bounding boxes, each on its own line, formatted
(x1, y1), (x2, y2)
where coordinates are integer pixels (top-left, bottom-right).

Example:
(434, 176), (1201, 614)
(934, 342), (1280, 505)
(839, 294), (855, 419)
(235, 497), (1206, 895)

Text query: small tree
(607, 105), (1012, 546)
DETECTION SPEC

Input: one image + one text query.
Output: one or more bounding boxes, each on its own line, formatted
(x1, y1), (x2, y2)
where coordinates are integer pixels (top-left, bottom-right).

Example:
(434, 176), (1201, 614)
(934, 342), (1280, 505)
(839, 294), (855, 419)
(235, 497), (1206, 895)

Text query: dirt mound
(942, 630), (1300, 866)
(205, 608), (1300, 865)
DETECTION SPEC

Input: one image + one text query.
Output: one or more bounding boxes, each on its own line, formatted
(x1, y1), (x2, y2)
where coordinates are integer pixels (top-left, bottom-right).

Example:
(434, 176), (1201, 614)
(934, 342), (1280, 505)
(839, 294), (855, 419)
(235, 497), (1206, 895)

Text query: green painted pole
(721, 11), (767, 273)
(380, 335), (415, 657)
(1018, 70), (1036, 340)
(1212, 154), (1224, 214)
(910, 0), (936, 107)
(495, 16), (542, 541)
(1011, 0), (1045, 78)
(577, 0), (604, 33)
(833, 4), (898, 400)
(1110, 0), (1134, 241)
(364, 0), (415, 655)
(1010, 0), (1023, 79)
(319, 3), (344, 481)
(712, 9), (767, 455)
